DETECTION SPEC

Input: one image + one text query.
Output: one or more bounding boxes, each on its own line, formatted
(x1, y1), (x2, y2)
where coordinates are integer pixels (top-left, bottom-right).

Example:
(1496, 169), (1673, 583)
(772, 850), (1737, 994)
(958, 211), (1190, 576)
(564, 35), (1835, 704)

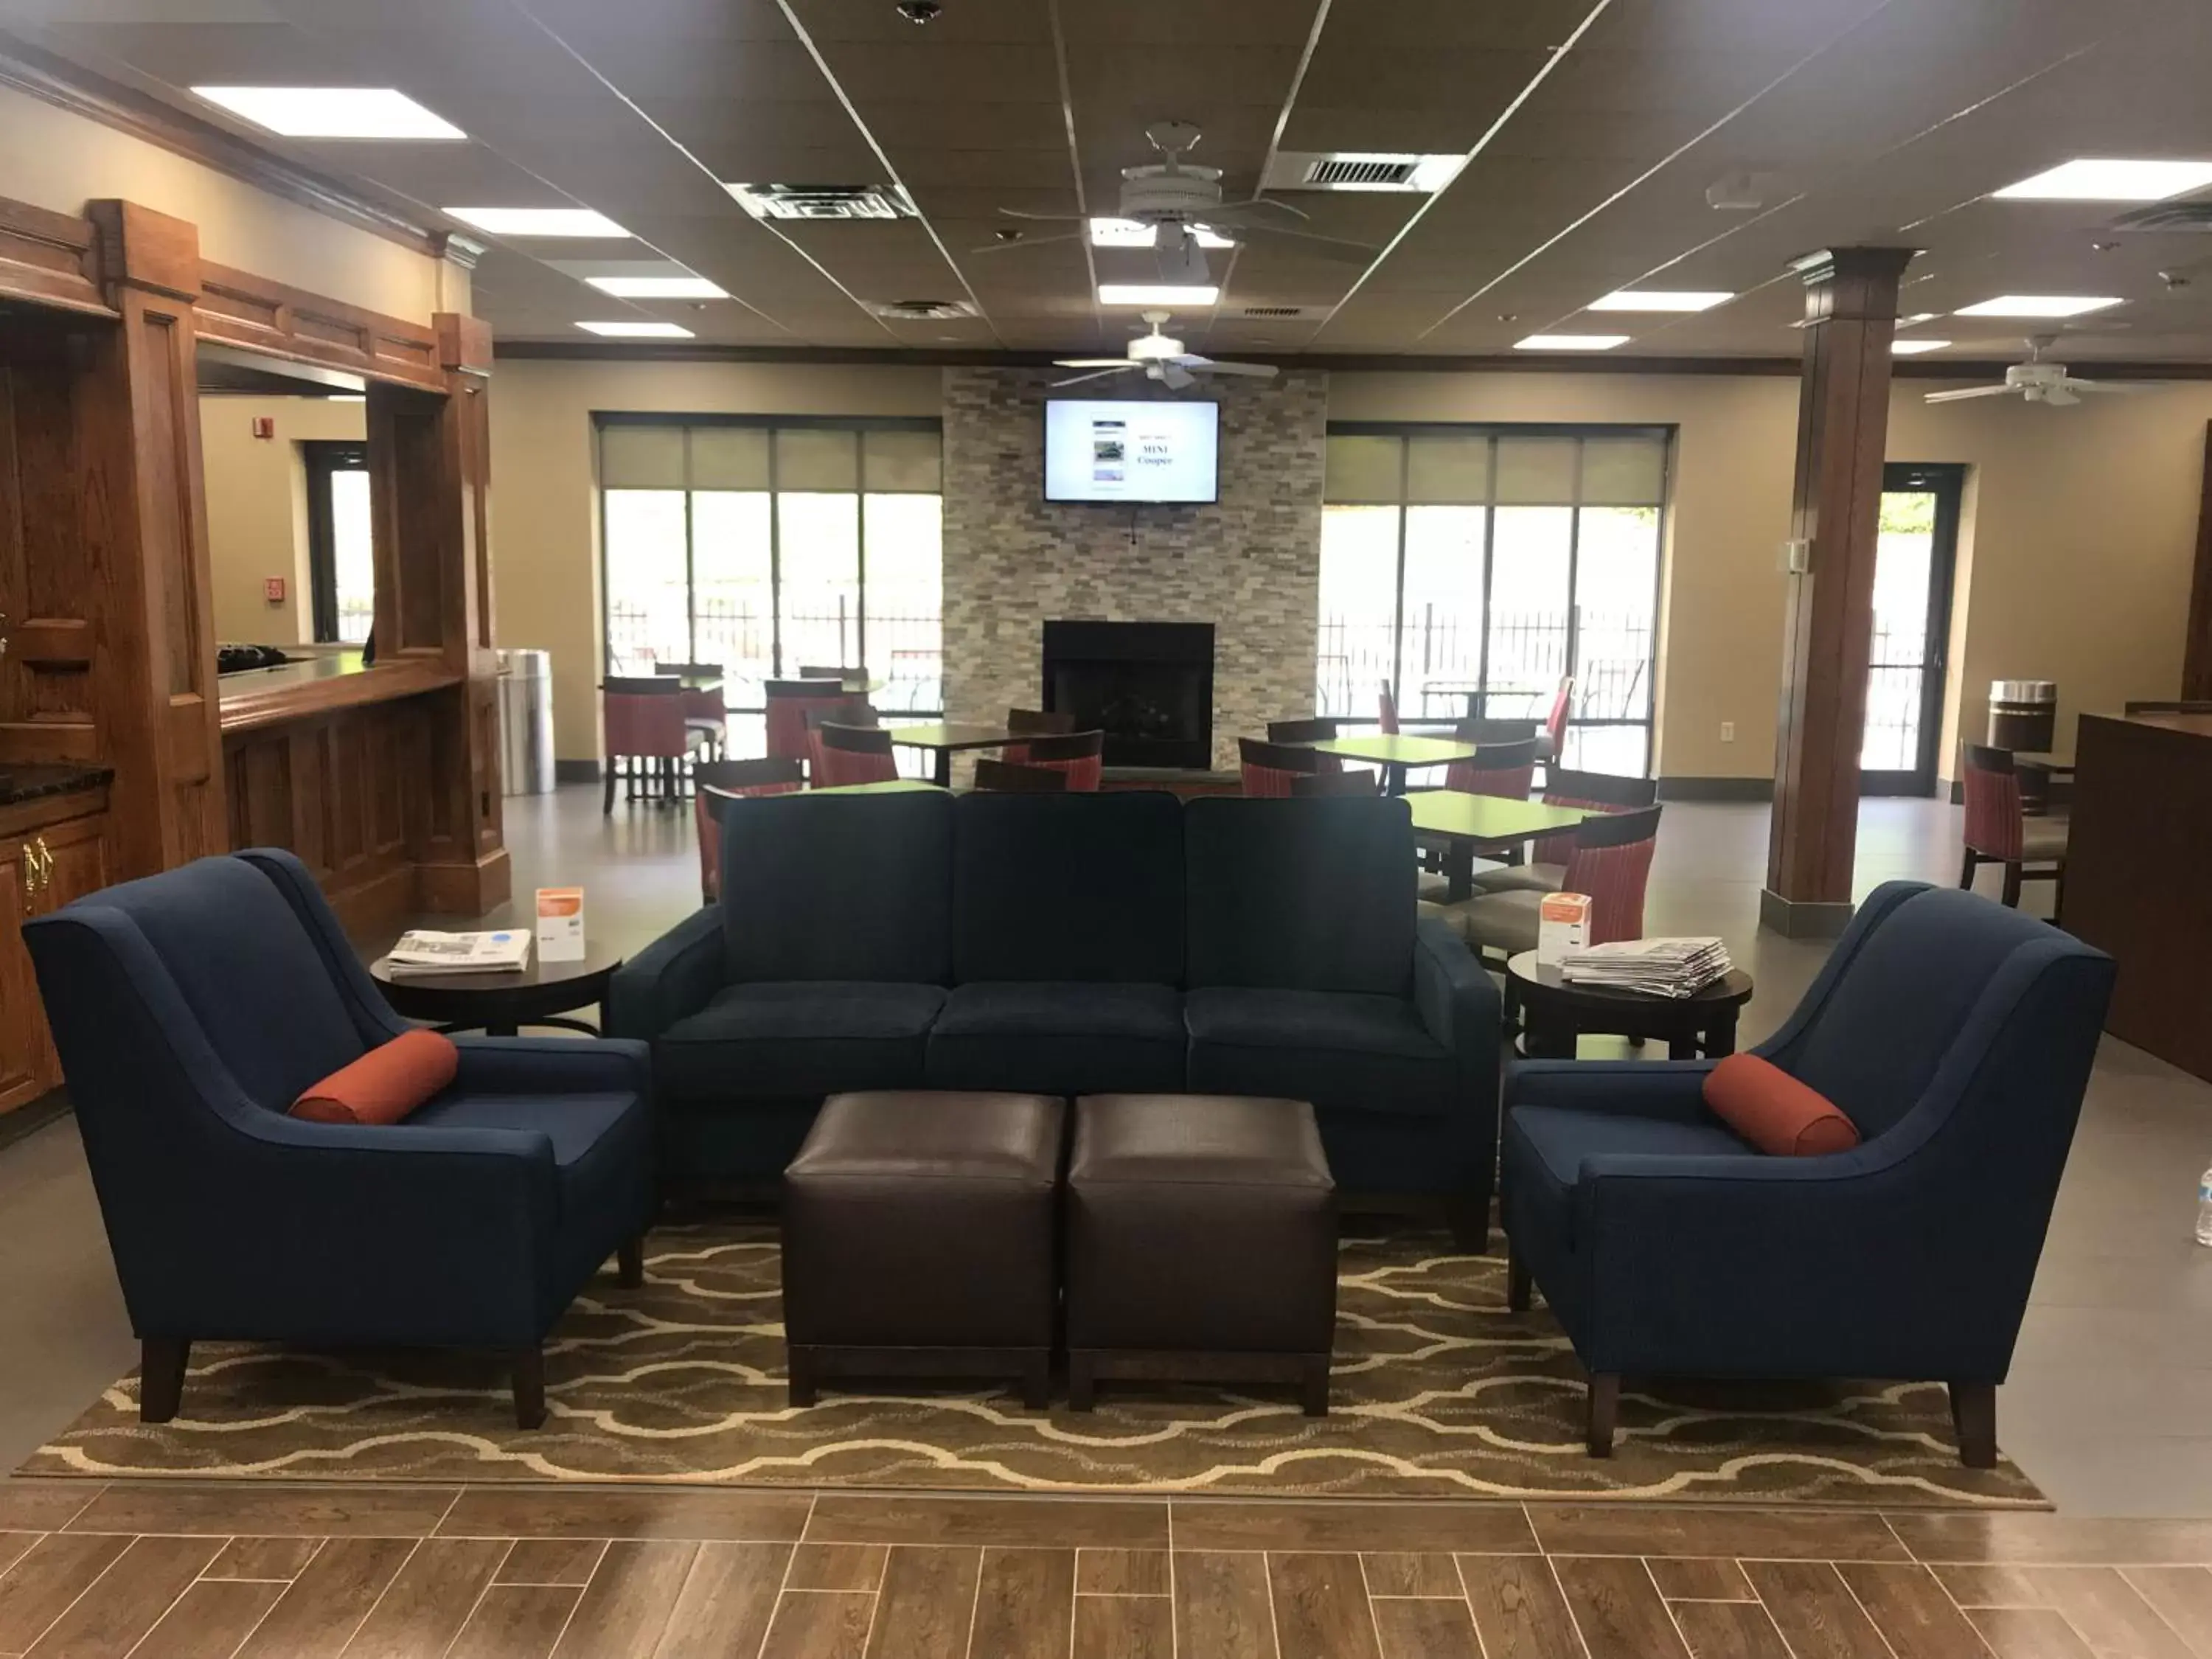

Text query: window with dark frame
(302, 439), (372, 644)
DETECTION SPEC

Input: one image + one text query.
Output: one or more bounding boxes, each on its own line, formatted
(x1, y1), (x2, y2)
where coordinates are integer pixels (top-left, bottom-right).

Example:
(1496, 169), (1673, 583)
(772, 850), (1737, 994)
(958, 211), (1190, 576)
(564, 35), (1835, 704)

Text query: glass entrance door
(1860, 462), (1964, 796)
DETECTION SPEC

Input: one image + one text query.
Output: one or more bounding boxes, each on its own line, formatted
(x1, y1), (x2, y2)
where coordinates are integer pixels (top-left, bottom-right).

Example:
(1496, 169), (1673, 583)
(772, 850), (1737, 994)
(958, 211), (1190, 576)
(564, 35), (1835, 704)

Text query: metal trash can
(1987, 679), (2057, 753)
(498, 647), (555, 796)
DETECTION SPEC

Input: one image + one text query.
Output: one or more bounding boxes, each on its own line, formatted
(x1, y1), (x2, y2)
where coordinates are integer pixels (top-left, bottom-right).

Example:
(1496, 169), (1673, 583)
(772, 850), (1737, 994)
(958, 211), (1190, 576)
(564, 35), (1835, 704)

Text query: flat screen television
(1043, 398), (1220, 504)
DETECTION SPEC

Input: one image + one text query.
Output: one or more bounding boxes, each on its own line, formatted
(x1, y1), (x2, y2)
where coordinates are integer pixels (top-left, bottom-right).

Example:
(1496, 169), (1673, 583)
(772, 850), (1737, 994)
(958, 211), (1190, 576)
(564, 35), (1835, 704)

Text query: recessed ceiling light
(1098, 283), (1220, 306)
(576, 321), (695, 338)
(1993, 159), (2212, 203)
(1514, 334), (1630, 352)
(1954, 295), (2124, 318)
(585, 275), (727, 299)
(193, 86), (464, 139)
(1088, 218), (1236, 249)
(1891, 338), (1953, 355)
(1585, 289), (1733, 313)
(448, 207), (628, 237)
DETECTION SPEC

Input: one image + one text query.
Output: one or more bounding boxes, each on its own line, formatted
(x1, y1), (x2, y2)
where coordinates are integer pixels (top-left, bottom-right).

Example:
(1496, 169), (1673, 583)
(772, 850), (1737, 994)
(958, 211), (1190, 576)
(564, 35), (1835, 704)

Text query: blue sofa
(24, 849), (655, 1428)
(1498, 880), (2114, 1464)
(610, 790), (1501, 1242)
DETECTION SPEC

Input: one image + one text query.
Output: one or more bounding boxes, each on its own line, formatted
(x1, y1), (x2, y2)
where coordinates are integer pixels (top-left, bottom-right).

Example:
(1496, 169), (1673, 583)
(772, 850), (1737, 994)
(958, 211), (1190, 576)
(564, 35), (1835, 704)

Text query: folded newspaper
(1559, 936), (1732, 998)
(383, 928), (532, 976)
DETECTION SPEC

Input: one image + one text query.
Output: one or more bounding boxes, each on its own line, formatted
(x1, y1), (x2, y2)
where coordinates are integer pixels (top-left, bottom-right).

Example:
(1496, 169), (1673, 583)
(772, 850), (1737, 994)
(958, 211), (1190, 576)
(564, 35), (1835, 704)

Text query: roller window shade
(1324, 434), (1403, 504)
(688, 427), (771, 490)
(1579, 436), (1669, 507)
(1406, 434), (1491, 504)
(862, 428), (942, 493)
(599, 425), (686, 490)
(775, 428), (859, 492)
(1492, 436), (1580, 505)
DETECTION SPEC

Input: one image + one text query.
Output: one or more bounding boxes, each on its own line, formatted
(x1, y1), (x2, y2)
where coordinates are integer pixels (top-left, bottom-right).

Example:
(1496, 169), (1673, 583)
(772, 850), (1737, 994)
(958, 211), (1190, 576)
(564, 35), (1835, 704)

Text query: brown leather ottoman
(1066, 1094), (1337, 1415)
(783, 1091), (1063, 1409)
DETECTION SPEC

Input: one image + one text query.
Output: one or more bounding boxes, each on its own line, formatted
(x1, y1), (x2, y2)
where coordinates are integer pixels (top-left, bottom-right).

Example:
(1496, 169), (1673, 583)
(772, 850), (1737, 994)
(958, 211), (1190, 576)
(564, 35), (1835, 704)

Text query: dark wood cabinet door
(0, 839), (44, 1113)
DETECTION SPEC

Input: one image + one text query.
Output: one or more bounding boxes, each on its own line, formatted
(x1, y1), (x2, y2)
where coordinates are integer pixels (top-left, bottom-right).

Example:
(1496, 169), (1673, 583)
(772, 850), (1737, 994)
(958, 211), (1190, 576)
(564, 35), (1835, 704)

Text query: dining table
(1309, 733), (1481, 796)
(887, 722), (1023, 787)
(809, 778), (948, 796)
(1405, 790), (1600, 901)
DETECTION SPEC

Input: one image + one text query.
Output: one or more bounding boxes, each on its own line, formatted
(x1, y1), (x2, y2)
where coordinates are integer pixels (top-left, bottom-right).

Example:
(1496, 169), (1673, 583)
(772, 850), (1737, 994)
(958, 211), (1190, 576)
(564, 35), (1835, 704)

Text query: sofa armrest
(451, 1036), (651, 1097)
(606, 905), (725, 1041)
(1506, 1059), (1718, 1124)
(1412, 915), (1502, 1060)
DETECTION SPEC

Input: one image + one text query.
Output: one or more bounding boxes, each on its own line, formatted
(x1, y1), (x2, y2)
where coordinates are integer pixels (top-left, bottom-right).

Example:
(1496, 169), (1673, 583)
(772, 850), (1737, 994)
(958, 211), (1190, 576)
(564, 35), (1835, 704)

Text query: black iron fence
(1317, 608), (1654, 731)
(608, 599), (944, 713)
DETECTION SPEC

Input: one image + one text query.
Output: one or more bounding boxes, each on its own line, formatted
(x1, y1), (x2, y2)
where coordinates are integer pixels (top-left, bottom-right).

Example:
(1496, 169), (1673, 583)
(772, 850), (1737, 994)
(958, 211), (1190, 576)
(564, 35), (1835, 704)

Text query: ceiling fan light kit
(1922, 335), (2161, 406)
(1051, 310), (1280, 391)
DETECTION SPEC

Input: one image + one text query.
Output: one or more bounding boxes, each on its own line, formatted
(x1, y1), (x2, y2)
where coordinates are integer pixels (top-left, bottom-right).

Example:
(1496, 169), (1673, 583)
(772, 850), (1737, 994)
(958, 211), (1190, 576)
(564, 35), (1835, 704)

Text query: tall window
(1321, 425), (1669, 775)
(303, 440), (374, 644)
(598, 418), (945, 750)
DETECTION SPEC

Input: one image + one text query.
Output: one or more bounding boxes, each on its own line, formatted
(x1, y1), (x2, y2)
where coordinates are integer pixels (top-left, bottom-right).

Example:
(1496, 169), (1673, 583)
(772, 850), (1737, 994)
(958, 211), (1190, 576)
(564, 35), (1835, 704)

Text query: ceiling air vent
(1262, 152), (1466, 193)
(726, 182), (918, 220)
(1240, 305), (1308, 318)
(2106, 202), (2212, 234)
(866, 299), (978, 321)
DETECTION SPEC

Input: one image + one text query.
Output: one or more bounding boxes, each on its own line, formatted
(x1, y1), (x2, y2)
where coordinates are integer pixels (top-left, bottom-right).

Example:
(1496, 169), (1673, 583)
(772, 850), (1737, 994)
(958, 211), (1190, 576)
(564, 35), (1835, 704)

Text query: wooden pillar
(1761, 246), (1915, 939)
(82, 201), (225, 879)
(2184, 421), (2212, 700)
(364, 312), (507, 917)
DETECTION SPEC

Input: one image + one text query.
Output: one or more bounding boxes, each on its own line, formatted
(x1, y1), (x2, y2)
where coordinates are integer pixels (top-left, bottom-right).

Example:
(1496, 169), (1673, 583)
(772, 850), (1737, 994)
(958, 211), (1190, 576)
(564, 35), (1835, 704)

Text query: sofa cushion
(926, 981), (1185, 1095)
(655, 981), (945, 1101)
(411, 1088), (649, 1228)
(1184, 986), (1455, 1118)
(720, 790), (952, 984)
(951, 792), (1184, 984)
(293, 1029), (459, 1125)
(1505, 1104), (1750, 1248)
(1184, 796), (1416, 996)
(1703, 1054), (1860, 1156)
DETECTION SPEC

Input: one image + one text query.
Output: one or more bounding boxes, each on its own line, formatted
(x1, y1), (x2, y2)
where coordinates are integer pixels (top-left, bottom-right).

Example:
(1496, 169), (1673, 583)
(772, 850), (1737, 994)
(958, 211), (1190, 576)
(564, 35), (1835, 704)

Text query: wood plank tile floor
(10, 1481), (2212, 1657)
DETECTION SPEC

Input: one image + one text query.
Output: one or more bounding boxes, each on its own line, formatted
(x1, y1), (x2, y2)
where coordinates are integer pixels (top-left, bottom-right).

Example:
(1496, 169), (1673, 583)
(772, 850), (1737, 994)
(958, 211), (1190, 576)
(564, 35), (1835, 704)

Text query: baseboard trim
(1759, 888), (1856, 939)
(0, 1088), (72, 1155)
(1657, 776), (1774, 801)
(555, 759), (602, 783)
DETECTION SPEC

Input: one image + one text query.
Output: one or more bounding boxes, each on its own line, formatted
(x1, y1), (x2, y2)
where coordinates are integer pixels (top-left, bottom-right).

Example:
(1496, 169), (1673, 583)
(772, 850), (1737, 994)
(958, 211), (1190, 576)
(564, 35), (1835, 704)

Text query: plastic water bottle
(2197, 1166), (2212, 1245)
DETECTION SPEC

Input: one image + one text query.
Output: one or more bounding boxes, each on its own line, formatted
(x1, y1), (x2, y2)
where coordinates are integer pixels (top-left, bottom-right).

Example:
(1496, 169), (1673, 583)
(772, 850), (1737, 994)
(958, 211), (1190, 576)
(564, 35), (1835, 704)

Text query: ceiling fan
(975, 121), (1376, 285)
(1924, 335), (2158, 407)
(1052, 310), (1278, 391)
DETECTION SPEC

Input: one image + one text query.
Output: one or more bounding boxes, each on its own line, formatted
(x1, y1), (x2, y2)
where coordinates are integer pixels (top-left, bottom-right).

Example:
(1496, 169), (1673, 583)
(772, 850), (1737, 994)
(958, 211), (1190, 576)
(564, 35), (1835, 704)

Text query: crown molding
(0, 30), (443, 259)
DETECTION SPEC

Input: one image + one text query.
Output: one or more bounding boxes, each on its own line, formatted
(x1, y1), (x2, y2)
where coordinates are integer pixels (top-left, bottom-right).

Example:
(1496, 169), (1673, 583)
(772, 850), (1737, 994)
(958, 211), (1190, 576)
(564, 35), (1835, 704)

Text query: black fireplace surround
(1041, 621), (1214, 770)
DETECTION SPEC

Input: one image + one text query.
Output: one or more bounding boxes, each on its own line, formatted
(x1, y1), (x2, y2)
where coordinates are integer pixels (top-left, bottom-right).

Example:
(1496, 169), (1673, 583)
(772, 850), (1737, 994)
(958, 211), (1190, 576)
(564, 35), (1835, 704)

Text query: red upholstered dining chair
(1002, 707), (1075, 765)
(1238, 737), (1325, 798)
(1961, 743), (2069, 908)
(1469, 767), (1659, 896)
(1377, 681), (1401, 734)
(799, 664), (867, 687)
(765, 680), (864, 778)
(813, 723), (900, 788)
(652, 661), (728, 758)
(973, 759), (1069, 793)
(803, 702), (879, 779)
(1444, 737), (1537, 800)
(602, 676), (701, 814)
(694, 757), (803, 902)
(1537, 675), (1576, 763)
(1267, 717), (1344, 776)
(1436, 804), (1663, 963)
(1291, 771), (1377, 797)
(1018, 729), (1104, 791)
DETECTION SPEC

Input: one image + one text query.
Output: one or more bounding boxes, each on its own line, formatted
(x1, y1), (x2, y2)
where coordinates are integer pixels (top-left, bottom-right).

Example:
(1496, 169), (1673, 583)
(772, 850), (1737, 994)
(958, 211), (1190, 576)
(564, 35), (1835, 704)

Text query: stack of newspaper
(1559, 936), (1733, 998)
(383, 929), (532, 977)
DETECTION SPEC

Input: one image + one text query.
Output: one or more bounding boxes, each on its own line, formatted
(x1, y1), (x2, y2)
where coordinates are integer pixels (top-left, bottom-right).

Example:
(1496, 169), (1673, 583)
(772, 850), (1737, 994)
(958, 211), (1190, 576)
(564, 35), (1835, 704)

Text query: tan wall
(201, 394), (366, 643)
(0, 83), (453, 321)
(486, 358), (940, 759)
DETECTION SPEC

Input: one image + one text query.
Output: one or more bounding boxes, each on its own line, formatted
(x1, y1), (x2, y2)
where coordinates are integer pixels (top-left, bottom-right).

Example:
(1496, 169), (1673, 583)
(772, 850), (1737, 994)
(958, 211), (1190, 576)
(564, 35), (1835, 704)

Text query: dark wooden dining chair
(694, 757), (804, 902)
(602, 677), (702, 814)
(1444, 737), (1538, 801)
(804, 702), (879, 779)
(1018, 729), (1104, 791)
(1459, 767), (1660, 898)
(652, 661), (729, 757)
(813, 723), (900, 788)
(1238, 737), (1325, 798)
(1291, 771), (1377, 797)
(1267, 717), (1339, 745)
(765, 680), (865, 777)
(1961, 744), (2068, 908)
(973, 759), (1069, 793)
(1454, 804), (1664, 963)
(1003, 707), (1076, 765)
(798, 665), (868, 690)
(1457, 717), (1540, 745)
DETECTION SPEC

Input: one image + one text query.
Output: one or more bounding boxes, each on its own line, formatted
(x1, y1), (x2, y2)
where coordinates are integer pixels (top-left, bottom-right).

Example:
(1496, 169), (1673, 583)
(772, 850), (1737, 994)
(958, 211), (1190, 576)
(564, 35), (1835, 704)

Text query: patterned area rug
(26, 1224), (2042, 1506)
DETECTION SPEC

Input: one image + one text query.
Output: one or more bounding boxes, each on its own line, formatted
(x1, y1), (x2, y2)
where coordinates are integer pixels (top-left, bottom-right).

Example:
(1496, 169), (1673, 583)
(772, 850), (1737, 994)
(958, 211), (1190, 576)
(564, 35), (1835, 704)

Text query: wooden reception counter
(2062, 709), (2212, 1082)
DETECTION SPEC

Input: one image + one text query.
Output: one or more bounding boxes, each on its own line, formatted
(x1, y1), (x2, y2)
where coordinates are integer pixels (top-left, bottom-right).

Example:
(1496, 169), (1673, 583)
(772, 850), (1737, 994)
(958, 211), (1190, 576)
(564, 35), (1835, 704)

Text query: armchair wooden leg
(1506, 1243), (1532, 1312)
(1586, 1373), (1619, 1458)
(1950, 1380), (1997, 1469)
(617, 1235), (645, 1289)
(139, 1338), (189, 1424)
(512, 1346), (546, 1430)
(1068, 1352), (1097, 1413)
(787, 1349), (818, 1409)
(1301, 1356), (1332, 1418)
(1445, 1193), (1489, 1253)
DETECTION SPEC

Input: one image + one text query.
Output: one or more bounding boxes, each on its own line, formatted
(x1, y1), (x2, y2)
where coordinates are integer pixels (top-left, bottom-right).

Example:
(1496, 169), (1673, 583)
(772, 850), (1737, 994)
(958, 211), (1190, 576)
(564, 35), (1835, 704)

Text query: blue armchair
(24, 849), (655, 1428)
(1498, 881), (2114, 1464)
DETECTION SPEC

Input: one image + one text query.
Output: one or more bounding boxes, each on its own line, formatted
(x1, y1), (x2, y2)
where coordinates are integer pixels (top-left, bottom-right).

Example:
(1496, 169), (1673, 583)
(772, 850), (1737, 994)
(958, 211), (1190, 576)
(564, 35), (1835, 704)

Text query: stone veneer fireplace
(1041, 620), (1214, 770)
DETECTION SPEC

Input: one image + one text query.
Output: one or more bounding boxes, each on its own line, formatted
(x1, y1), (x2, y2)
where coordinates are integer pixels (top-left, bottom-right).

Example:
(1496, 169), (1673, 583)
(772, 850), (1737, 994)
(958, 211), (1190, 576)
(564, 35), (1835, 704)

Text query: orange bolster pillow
(291, 1029), (459, 1126)
(1702, 1053), (1860, 1157)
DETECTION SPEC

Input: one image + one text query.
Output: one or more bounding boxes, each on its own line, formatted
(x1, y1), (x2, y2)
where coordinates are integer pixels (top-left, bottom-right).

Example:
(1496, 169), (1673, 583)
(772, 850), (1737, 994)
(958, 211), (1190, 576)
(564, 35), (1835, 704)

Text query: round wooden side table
(1504, 950), (1755, 1061)
(370, 945), (625, 1037)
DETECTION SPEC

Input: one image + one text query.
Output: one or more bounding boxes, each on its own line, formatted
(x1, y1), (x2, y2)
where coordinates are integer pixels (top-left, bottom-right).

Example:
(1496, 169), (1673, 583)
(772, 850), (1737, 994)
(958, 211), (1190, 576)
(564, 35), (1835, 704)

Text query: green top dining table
(886, 723), (1023, 786)
(1310, 733), (1481, 794)
(807, 778), (948, 796)
(1405, 790), (1599, 902)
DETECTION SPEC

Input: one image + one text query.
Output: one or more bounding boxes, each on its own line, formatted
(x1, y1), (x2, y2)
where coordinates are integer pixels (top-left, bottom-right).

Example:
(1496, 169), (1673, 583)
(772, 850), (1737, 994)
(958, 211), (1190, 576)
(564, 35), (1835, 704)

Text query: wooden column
(365, 313), (508, 916)
(1761, 246), (1915, 939)
(81, 201), (225, 877)
(2184, 421), (2212, 700)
